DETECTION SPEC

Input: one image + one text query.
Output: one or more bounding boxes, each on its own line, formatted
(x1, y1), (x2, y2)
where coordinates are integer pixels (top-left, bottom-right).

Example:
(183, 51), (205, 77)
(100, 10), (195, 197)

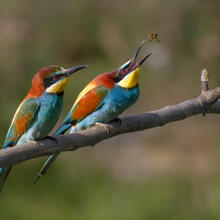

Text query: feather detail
(73, 73), (114, 107)
(3, 98), (39, 148)
(72, 86), (109, 121)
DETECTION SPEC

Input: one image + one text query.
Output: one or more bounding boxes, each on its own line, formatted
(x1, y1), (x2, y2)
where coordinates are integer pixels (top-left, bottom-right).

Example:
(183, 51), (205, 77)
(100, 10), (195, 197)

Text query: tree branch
(0, 70), (219, 167)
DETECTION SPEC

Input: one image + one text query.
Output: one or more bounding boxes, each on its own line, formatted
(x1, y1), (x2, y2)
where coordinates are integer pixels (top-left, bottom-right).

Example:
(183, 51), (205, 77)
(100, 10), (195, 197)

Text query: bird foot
(34, 141), (41, 151)
(34, 136), (57, 150)
(92, 122), (110, 147)
(95, 122), (110, 133)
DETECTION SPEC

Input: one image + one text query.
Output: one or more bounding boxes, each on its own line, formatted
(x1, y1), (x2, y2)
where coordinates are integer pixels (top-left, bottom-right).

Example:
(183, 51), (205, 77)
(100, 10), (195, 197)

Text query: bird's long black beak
(65, 65), (88, 77)
(130, 40), (146, 69)
(135, 52), (152, 68)
(129, 40), (152, 70)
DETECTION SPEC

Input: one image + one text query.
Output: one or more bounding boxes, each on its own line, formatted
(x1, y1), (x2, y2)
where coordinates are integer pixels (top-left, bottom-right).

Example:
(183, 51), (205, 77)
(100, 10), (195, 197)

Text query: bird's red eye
(53, 75), (59, 80)
(121, 69), (126, 74)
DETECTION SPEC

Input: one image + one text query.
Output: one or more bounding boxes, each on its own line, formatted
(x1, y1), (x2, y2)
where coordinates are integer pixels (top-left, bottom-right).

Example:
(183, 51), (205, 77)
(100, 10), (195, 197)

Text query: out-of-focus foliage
(0, 0), (220, 219)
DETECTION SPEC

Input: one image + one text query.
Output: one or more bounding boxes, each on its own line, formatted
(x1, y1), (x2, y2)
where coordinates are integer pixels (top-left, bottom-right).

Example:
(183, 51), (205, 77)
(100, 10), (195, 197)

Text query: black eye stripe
(43, 78), (53, 88)
(113, 61), (131, 82)
(43, 75), (61, 88)
(114, 70), (129, 82)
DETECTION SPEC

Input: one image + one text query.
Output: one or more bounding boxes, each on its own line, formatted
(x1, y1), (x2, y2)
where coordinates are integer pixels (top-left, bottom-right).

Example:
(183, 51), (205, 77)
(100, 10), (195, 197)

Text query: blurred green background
(0, 0), (220, 219)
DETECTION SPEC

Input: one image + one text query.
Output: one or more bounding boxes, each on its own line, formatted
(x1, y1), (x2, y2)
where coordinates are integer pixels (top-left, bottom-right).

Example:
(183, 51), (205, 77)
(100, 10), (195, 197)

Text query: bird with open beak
(35, 41), (152, 183)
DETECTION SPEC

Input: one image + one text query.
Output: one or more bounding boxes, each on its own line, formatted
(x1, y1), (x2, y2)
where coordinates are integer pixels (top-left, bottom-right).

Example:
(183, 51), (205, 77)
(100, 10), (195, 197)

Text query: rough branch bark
(0, 70), (219, 167)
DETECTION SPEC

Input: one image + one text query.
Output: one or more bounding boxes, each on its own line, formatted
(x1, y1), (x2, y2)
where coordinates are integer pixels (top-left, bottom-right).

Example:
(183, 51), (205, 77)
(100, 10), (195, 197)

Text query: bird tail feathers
(34, 153), (59, 184)
(0, 166), (12, 192)
(34, 123), (74, 184)
(54, 124), (72, 136)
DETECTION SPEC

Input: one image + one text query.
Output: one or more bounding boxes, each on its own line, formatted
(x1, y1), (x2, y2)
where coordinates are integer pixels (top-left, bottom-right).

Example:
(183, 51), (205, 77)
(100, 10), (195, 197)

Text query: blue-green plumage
(0, 92), (64, 191)
(0, 64), (87, 191)
(70, 85), (139, 132)
(17, 93), (63, 144)
(35, 41), (152, 183)
(35, 85), (139, 183)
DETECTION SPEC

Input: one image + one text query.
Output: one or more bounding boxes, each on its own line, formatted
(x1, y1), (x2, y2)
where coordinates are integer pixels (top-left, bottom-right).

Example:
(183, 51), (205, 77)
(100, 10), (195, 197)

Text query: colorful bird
(0, 64), (88, 191)
(34, 41), (152, 183)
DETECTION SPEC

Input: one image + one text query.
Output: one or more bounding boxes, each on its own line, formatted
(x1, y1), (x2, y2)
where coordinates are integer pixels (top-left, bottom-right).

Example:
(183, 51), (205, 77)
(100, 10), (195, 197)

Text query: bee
(148, 33), (160, 43)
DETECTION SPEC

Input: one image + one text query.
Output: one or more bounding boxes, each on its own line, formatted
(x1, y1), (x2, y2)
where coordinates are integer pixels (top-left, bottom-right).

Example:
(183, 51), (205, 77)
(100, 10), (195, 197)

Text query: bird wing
(71, 85), (109, 121)
(55, 84), (109, 135)
(3, 97), (40, 148)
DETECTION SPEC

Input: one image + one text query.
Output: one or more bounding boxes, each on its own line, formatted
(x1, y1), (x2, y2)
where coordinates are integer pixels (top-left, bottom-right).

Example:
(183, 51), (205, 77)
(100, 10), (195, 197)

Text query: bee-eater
(34, 41), (152, 183)
(0, 64), (88, 191)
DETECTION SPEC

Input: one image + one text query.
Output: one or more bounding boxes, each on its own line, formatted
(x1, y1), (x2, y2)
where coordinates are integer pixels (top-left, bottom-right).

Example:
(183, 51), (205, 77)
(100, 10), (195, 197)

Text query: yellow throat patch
(46, 77), (69, 93)
(117, 68), (140, 89)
